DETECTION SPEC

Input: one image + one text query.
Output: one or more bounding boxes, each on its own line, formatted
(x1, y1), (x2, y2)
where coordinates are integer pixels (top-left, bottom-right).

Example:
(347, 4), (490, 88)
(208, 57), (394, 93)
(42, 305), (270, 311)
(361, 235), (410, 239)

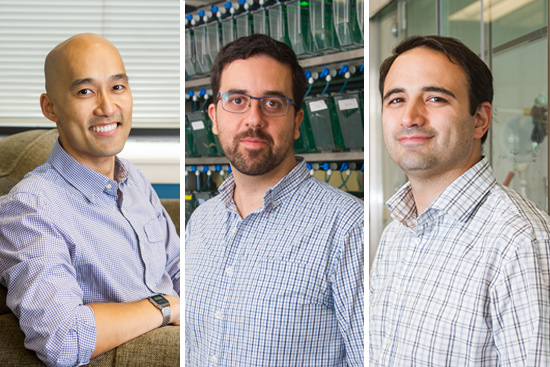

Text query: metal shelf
(299, 48), (364, 68)
(185, 151), (364, 166)
(185, 48), (365, 89)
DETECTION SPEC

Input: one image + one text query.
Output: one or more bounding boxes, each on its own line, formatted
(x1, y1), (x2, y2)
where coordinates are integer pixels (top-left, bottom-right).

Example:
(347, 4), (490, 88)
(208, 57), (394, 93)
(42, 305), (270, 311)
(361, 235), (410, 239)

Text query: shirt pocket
(247, 258), (327, 306)
(144, 217), (165, 243)
(142, 217), (168, 285)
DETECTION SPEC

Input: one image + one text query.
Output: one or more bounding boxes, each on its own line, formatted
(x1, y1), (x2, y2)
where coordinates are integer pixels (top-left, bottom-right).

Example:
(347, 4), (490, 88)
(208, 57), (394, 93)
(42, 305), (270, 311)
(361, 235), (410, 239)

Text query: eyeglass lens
(222, 93), (289, 116)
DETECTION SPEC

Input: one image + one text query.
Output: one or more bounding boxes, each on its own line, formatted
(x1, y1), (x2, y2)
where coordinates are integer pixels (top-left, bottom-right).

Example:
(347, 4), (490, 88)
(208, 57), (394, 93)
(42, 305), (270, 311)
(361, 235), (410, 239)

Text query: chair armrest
(160, 199), (180, 237)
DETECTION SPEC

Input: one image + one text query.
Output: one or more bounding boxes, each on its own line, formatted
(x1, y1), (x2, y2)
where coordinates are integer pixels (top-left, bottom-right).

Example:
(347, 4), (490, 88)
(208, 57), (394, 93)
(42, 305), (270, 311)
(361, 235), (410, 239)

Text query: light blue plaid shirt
(370, 157), (550, 366)
(0, 140), (180, 367)
(186, 158), (364, 366)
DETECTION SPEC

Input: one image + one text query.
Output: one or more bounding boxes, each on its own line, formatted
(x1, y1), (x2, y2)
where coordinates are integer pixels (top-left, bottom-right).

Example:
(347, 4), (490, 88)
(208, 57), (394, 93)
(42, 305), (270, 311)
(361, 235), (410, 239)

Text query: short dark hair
(379, 35), (493, 143)
(210, 34), (307, 114)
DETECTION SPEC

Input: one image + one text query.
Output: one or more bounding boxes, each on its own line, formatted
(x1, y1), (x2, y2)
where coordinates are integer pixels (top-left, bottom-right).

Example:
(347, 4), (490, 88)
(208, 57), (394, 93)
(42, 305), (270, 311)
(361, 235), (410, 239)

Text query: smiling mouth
(89, 122), (118, 133)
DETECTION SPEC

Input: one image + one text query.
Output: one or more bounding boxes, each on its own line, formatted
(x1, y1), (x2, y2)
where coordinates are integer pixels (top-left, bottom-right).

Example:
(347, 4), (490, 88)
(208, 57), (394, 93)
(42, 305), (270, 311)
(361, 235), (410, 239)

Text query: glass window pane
(406, 0), (437, 36)
(491, 0), (547, 48)
(491, 38), (548, 211)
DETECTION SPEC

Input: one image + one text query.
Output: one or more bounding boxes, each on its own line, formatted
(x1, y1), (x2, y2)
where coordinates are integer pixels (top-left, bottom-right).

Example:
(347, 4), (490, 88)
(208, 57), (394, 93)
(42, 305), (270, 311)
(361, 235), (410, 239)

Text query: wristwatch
(148, 294), (171, 327)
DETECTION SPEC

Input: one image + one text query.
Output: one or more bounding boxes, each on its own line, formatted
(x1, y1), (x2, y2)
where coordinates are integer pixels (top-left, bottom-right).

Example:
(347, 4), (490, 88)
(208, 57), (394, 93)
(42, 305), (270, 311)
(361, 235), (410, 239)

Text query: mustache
(88, 115), (123, 127)
(234, 129), (273, 145)
(396, 127), (436, 138)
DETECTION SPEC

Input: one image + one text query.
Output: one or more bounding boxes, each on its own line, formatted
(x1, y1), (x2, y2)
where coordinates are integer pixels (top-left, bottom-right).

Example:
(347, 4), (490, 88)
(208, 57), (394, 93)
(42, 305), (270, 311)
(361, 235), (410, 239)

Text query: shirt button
(386, 337), (392, 345)
(225, 267), (233, 275)
(210, 356), (218, 363)
(231, 227), (237, 233)
(105, 184), (112, 189)
(415, 238), (421, 245)
(215, 311), (223, 319)
(272, 200), (277, 207)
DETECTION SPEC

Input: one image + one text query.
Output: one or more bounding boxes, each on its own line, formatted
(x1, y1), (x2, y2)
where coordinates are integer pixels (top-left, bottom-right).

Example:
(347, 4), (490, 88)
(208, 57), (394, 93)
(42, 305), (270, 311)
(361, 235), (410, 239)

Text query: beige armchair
(0, 129), (180, 366)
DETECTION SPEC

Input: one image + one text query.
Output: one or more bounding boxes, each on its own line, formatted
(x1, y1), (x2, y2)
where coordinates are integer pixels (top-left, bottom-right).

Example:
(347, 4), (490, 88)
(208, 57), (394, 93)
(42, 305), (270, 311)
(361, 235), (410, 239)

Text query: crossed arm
(90, 294), (180, 358)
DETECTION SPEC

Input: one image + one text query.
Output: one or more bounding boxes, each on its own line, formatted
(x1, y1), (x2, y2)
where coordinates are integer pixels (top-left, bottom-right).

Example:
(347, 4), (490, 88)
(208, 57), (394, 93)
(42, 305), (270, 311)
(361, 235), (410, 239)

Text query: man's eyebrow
(111, 73), (129, 83)
(69, 74), (129, 91)
(382, 88), (404, 102)
(383, 86), (457, 101)
(225, 89), (287, 98)
(226, 88), (247, 95)
(423, 86), (456, 99)
(69, 78), (93, 91)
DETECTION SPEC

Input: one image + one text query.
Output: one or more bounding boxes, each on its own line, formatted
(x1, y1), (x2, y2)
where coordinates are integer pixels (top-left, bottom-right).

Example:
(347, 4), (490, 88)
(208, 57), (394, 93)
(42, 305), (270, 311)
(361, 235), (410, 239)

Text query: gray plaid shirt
(370, 157), (550, 366)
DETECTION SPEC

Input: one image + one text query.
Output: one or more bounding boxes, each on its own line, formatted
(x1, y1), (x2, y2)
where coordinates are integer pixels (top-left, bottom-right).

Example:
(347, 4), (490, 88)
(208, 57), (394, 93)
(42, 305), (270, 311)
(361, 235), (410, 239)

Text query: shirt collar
(218, 157), (310, 211)
(387, 157), (496, 228)
(431, 157), (496, 222)
(48, 139), (130, 203)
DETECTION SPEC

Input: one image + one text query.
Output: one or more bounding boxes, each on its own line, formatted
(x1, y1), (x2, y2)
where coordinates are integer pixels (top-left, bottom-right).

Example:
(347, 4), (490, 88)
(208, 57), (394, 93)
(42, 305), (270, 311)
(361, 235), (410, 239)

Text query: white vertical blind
(0, 0), (179, 128)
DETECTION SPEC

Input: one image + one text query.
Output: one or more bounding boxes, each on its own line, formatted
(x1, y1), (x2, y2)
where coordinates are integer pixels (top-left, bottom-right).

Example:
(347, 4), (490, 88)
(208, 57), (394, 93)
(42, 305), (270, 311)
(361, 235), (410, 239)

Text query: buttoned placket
(210, 211), (244, 366)
(380, 219), (426, 366)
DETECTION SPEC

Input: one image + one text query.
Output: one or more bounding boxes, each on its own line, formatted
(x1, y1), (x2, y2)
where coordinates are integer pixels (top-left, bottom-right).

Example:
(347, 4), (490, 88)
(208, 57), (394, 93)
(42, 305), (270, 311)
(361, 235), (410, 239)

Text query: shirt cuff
(172, 276), (180, 295)
(57, 305), (97, 367)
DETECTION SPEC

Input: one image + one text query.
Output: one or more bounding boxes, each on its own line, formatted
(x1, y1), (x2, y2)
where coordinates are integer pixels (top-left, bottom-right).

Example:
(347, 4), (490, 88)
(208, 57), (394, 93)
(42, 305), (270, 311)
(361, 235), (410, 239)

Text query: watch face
(152, 294), (170, 306)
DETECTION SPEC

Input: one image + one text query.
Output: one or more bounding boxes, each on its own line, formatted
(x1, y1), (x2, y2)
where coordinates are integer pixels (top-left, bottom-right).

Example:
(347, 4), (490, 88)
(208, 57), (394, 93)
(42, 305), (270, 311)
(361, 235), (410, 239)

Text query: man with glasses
(185, 34), (364, 366)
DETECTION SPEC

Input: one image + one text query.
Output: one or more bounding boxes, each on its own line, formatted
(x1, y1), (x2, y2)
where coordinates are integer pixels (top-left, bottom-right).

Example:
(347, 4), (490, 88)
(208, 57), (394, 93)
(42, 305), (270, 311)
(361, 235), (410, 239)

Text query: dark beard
(223, 128), (290, 176)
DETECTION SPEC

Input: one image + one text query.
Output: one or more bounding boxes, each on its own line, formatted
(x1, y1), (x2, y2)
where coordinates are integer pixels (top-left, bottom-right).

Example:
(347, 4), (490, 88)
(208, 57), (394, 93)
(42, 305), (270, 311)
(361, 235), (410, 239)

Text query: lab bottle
(310, 0), (340, 54)
(193, 22), (213, 75)
(304, 96), (344, 152)
(184, 117), (197, 157)
(333, 92), (363, 150)
(185, 26), (198, 79)
(285, 0), (317, 58)
(235, 1), (253, 39)
(220, 3), (237, 46)
(267, 2), (290, 46)
(293, 110), (317, 153)
(356, 0), (364, 41)
(187, 111), (218, 157)
(333, 0), (363, 49)
(203, 10), (223, 73)
(252, 1), (269, 35)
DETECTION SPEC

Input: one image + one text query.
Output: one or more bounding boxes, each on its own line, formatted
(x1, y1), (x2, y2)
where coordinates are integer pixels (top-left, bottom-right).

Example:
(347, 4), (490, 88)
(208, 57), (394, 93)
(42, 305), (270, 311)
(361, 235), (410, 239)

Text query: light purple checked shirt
(0, 140), (180, 367)
(370, 157), (550, 366)
(186, 158), (364, 367)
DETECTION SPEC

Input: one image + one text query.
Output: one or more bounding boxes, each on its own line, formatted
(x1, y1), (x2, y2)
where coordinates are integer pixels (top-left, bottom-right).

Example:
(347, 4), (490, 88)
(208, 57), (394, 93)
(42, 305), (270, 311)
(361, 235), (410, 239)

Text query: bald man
(0, 34), (180, 367)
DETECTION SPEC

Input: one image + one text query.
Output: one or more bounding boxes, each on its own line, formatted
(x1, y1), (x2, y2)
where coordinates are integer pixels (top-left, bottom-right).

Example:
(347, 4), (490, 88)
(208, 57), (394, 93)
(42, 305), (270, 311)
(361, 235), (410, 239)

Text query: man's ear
(40, 93), (59, 123)
(294, 109), (304, 140)
(473, 102), (492, 140)
(208, 102), (218, 135)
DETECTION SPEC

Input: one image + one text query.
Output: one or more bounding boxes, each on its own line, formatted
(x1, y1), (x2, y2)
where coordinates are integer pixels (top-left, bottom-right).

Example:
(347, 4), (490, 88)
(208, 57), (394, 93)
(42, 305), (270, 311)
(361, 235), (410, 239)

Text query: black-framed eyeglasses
(217, 91), (296, 117)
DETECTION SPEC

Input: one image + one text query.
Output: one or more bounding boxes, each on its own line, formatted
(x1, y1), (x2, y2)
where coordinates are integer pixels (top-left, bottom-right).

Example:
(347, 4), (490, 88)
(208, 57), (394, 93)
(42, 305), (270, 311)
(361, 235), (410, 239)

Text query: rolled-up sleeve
(0, 192), (96, 367)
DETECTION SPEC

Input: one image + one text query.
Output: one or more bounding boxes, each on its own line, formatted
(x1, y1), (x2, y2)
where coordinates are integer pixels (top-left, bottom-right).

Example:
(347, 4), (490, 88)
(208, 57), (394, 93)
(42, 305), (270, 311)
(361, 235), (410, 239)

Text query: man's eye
(428, 96), (447, 103)
(265, 99), (282, 108)
(388, 97), (404, 104)
(113, 85), (125, 91)
(77, 89), (92, 95)
(230, 97), (245, 105)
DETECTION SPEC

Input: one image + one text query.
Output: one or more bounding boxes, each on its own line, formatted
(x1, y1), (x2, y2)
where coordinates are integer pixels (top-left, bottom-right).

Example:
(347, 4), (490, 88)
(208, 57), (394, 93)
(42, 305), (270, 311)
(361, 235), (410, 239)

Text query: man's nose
(243, 98), (264, 129)
(95, 92), (116, 117)
(401, 99), (426, 128)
